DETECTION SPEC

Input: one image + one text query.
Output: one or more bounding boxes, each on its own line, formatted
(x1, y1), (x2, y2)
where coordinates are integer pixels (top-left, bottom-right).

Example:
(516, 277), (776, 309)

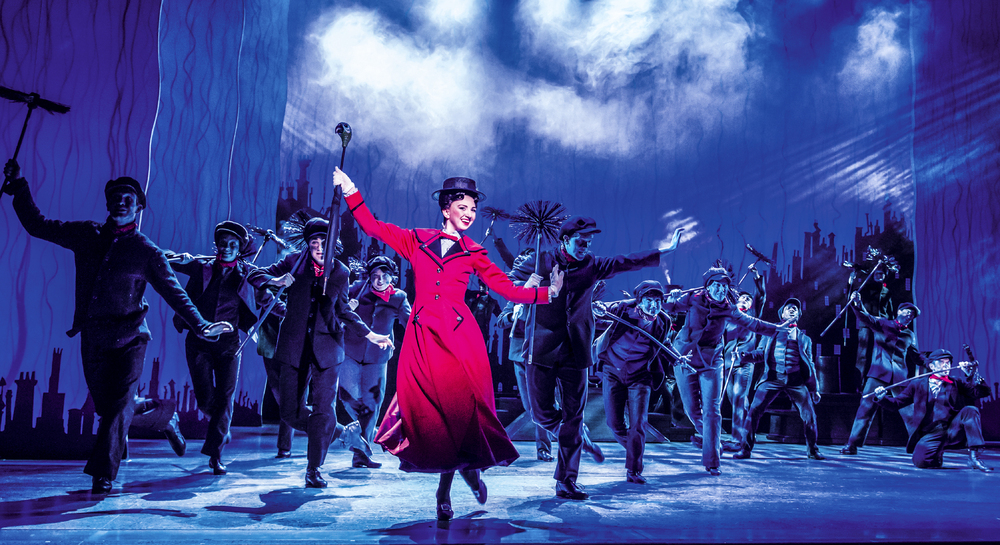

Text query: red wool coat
(346, 191), (548, 473)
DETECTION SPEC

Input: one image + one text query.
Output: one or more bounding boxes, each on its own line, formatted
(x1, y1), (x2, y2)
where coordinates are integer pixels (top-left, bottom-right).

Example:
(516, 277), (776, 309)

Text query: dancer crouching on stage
(873, 349), (992, 472)
(333, 168), (564, 522)
(664, 267), (787, 476)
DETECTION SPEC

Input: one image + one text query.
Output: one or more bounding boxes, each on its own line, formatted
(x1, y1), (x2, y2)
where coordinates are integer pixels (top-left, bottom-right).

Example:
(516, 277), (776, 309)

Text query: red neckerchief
(372, 285), (395, 302)
(559, 246), (578, 262)
(312, 261), (324, 277)
(216, 257), (237, 268)
(930, 374), (953, 384)
(110, 222), (137, 235)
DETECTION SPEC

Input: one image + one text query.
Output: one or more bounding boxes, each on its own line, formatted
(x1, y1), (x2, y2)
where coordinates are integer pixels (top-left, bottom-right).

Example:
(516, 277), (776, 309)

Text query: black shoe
(163, 413), (186, 457)
(706, 466), (721, 476)
(275, 449), (292, 459)
(305, 467), (328, 488)
(352, 448), (382, 468)
(626, 470), (646, 484)
(970, 448), (993, 473)
(733, 448), (751, 460)
(209, 456), (227, 475)
(839, 445), (858, 455)
(721, 440), (741, 453)
(555, 479), (589, 500)
(581, 424), (605, 463)
(91, 476), (113, 494)
(436, 501), (454, 521)
(339, 421), (374, 458)
(460, 469), (488, 505)
(537, 448), (554, 462)
(691, 435), (703, 449)
(808, 448), (826, 460)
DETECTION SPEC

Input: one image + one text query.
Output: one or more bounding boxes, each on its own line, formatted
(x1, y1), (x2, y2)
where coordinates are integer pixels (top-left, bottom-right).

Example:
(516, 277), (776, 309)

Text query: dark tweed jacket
(877, 372), (990, 453)
(344, 279), (411, 365)
(11, 182), (209, 348)
(510, 248), (662, 369)
(171, 259), (260, 334)
(248, 251), (370, 369)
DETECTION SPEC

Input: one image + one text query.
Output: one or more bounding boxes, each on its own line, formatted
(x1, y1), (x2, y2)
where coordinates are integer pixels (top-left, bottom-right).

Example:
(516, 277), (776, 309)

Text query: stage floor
(0, 426), (997, 544)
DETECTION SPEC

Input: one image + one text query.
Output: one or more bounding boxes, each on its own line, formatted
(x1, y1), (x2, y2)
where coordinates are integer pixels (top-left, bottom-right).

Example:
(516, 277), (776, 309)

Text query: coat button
(434, 294), (440, 300)
(436, 281), (440, 286)
(437, 268), (442, 273)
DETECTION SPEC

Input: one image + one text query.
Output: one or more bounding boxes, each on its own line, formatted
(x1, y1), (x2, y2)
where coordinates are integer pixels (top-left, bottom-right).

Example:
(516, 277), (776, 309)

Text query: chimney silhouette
(12, 372), (38, 431)
(37, 349), (66, 434)
(150, 358), (161, 400)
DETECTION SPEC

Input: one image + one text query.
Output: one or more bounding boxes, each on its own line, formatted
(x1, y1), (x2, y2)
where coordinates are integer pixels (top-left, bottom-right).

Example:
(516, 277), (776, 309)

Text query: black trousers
(278, 336), (344, 469)
(81, 335), (146, 480)
(528, 362), (588, 482)
(744, 379), (818, 452)
(339, 356), (388, 444)
(913, 406), (985, 468)
(515, 361), (553, 452)
(603, 372), (651, 473)
(185, 333), (241, 458)
(131, 397), (176, 432)
(263, 355), (295, 452)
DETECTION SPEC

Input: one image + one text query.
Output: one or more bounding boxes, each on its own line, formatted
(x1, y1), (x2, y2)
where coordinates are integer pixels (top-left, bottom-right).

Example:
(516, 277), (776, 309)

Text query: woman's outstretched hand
(332, 166), (357, 195)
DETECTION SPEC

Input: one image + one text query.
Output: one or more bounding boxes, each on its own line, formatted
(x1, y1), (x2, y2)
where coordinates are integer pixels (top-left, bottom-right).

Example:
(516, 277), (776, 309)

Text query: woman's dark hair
(438, 190), (479, 210)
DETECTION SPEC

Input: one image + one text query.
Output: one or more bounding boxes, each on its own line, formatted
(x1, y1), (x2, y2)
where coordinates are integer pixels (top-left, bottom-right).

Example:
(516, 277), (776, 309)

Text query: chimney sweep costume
(2, 160), (230, 493)
(594, 280), (672, 483)
(336, 169), (556, 522)
(663, 267), (784, 475)
(247, 217), (380, 488)
(734, 298), (824, 460)
(340, 255), (412, 469)
(510, 216), (676, 500)
(874, 349), (991, 471)
(841, 297), (921, 454)
(721, 270), (766, 452)
(170, 221), (261, 474)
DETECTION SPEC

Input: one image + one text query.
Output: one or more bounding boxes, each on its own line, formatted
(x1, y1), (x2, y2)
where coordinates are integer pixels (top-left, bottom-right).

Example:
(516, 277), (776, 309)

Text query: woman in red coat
(334, 168), (564, 521)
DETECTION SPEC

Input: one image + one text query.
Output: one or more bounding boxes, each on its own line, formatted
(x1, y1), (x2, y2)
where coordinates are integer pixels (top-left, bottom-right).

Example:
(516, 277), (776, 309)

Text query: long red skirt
(375, 304), (519, 473)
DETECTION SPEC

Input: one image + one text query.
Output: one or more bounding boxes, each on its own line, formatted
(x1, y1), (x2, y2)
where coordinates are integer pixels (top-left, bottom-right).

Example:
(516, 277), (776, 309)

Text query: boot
(581, 424), (605, 463)
(970, 448), (993, 473)
(305, 467), (328, 488)
(163, 412), (186, 457)
(352, 447), (382, 468)
(338, 421), (373, 457)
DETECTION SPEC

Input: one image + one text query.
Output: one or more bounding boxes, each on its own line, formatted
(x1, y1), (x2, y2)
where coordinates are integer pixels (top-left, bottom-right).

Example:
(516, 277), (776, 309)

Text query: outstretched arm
(334, 168), (416, 260)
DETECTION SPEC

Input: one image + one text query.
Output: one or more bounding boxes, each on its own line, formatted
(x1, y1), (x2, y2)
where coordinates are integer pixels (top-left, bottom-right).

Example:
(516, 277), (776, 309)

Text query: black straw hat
(431, 177), (487, 202)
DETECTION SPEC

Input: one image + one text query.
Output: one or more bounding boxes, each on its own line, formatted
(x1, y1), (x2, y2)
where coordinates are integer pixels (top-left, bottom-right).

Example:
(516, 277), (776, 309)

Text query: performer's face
(737, 294), (753, 312)
(309, 236), (326, 264)
(442, 195), (477, 232)
(106, 190), (142, 226)
(780, 304), (800, 322)
(929, 357), (951, 374)
(371, 268), (393, 291)
(562, 233), (594, 260)
(706, 280), (728, 302)
(896, 308), (914, 326)
(638, 295), (662, 318)
(216, 233), (241, 263)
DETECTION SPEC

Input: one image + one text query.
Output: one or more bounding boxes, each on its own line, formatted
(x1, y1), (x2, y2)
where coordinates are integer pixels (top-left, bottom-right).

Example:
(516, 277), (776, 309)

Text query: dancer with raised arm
(334, 168), (564, 522)
(2, 159), (232, 493)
